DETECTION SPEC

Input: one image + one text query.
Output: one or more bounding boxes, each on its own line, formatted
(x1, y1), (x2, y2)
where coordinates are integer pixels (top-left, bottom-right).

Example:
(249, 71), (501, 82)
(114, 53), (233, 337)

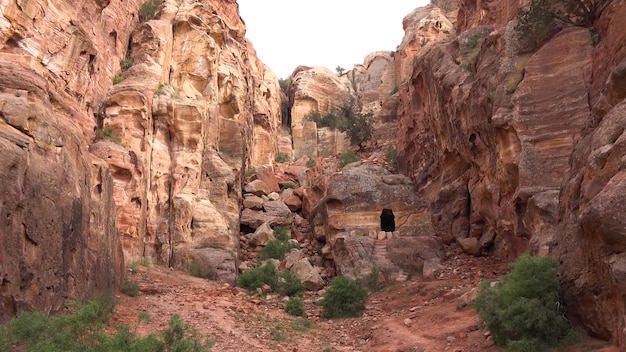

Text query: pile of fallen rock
(238, 166), (334, 291)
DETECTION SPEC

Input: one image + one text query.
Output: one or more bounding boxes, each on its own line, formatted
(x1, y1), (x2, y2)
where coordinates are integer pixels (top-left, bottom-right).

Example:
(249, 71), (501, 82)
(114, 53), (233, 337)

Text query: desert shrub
(245, 168), (257, 177)
(275, 152), (290, 163)
(95, 128), (122, 145)
(284, 297), (305, 317)
(282, 182), (295, 189)
(344, 111), (374, 148)
(273, 226), (290, 242)
(338, 150), (360, 168)
(277, 271), (304, 297)
(112, 74), (124, 85)
(0, 298), (213, 352)
(236, 261), (303, 297)
(472, 255), (571, 352)
(321, 276), (368, 318)
(139, 0), (163, 22)
(258, 239), (291, 261)
(304, 111), (345, 130)
(270, 325), (287, 341)
(389, 85), (399, 95)
(121, 58), (133, 72)
(120, 278), (140, 297)
(236, 261), (279, 292)
(306, 156), (316, 168)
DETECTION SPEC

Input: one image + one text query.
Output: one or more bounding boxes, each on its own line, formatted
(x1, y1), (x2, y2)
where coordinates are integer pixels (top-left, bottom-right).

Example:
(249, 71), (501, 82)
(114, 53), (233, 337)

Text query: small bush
(285, 297), (305, 317)
(245, 168), (257, 177)
(121, 58), (133, 72)
(344, 111), (374, 148)
(472, 255), (571, 351)
(258, 240), (291, 261)
(275, 152), (290, 163)
(338, 150), (360, 168)
(306, 157), (316, 168)
(95, 128), (122, 145)
(120, 278), (140, 297)
(112, 74), (124, 85)
(139, 0), (163, 22)
(273, 226), (290, 242)
(270, 325), (287, 341)
(237, 261), (279, 292)
(389, 85), (399, 95)
(277, 271), (305, 297)
(321, 276), (368, 318)
(282, 182), (295, 189)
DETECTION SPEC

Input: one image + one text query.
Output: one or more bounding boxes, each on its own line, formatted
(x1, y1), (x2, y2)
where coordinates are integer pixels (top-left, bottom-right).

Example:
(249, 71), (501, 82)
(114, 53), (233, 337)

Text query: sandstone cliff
(0, 0), (280, 319)
(383, 0), (626, 346)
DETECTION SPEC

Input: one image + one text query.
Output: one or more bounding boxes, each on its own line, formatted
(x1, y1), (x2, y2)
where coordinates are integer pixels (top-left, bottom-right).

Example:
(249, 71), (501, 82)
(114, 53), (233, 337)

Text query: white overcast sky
(238, 1), (430, 79)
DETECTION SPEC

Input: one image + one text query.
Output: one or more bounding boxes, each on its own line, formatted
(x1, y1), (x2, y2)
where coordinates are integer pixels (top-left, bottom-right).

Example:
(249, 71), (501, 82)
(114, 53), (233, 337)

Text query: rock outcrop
(0, 0), (281, 317)
(288, 66), (354, 159)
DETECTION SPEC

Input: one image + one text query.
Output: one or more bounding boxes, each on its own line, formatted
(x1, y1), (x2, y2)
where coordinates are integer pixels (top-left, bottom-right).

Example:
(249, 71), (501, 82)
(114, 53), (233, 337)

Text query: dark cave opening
(380, 208), (395, 232)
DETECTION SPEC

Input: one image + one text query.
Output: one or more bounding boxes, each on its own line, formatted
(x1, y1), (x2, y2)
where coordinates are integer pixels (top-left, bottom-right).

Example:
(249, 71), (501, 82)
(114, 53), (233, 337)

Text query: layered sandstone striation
(0, 0), (281, 317)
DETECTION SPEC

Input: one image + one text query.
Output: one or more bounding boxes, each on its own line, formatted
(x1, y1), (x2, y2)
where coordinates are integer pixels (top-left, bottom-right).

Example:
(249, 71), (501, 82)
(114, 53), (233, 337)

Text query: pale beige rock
(280, 188), (302, 212)
(289, 66), (355, 158)
(290, 258), (324, 291)
(244, 179), (272, 196)
(263, 200), (293, 218)
(249, 223), (276, 247)
(243, 194), (264, 209)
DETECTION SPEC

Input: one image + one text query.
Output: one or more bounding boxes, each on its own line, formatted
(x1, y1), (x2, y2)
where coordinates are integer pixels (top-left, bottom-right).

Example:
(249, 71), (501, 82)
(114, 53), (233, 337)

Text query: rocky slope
(0, 0), (280, 321)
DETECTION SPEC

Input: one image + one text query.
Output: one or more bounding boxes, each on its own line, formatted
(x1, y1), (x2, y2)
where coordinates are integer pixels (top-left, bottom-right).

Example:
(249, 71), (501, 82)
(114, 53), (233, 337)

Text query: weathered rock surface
(311, 164), (433, 244)
(0, 0), (281, 317)
(288, 66), (354, 158)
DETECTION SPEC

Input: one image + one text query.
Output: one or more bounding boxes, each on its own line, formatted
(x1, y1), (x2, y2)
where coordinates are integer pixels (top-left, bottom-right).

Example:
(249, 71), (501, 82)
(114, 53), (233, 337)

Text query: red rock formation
(0, 0), (281, 318)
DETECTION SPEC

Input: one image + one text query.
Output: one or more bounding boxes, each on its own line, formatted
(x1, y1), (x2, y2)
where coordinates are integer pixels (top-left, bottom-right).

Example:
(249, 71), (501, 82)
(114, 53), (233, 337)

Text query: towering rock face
(288, 66), (354, 159)
(389, 0), (626, 346)
(0, 0), (281, 318)
(95, 0), (281, 282)
(0, 0), (140, 321)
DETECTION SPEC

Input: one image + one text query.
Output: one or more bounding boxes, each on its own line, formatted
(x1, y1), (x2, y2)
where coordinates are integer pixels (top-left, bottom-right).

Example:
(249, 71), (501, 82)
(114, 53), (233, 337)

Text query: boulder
(290, 258), (324, 291)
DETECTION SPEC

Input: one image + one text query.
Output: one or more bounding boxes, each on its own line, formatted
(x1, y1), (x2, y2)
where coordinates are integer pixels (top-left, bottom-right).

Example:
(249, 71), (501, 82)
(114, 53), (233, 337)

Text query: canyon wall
(387, 0), (626, 346)
(0, 0), (281, 319)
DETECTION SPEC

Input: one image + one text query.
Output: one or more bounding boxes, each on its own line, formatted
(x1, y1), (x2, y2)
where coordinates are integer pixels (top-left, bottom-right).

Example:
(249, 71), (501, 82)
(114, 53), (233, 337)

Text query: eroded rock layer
(0, 0), (281, 317)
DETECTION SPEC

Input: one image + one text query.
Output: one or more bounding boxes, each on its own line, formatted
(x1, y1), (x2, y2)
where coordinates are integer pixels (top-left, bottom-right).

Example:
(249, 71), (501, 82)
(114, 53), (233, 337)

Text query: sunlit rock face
(0, 0), (281, 316)
(97, 0), (281, 283)
(288, 66), (354, 159)
(0, 0), (140, 322)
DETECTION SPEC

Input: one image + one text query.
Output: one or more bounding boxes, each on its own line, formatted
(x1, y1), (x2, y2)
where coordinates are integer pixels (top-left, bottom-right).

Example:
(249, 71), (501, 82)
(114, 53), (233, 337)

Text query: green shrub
(306, 156), (316, 168)
(338, 150), (360, 168)
(270, 325), (287, 341)
(121, 58), (133, 72)
(275, 152), (290, 163)
(321, 276), (368, 318)
(277, 271), (304, 297)
(112, 74), (124, 85)
(236, 262), (304, 297)
(95, 128), (122, 145)
(245, 168), (257, 177)
(120, 278), (140, 297)
(139, 0), (164, 22)
(0, 297), (213, 352)
(282, 182), (295, 189)
(472, 255), (571, 351)
(258, 240), (291, 261)
(284, 297), (305, 317)
(389, 85), (399, 95)
(273, 226), (290, 242)
(237, 262), (279, 292)
(344, 111), (374, 148)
